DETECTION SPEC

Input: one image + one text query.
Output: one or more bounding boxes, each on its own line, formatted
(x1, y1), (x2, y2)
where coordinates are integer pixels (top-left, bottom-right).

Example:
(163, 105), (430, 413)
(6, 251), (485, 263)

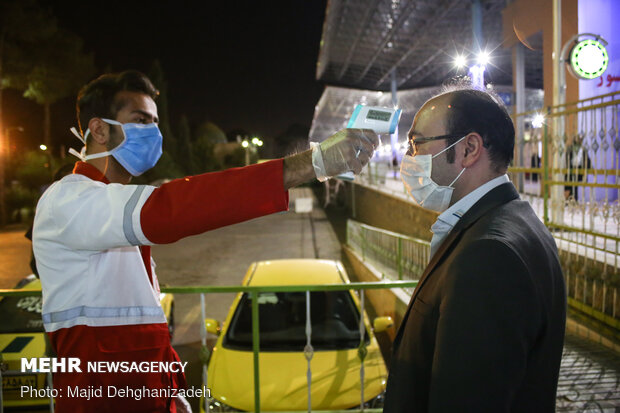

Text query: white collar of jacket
(430, 174), (510, 256)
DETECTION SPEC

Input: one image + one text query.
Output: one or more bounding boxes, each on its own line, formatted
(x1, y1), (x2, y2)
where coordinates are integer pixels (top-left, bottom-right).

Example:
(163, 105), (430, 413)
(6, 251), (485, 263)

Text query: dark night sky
(5, 0), (328, 153)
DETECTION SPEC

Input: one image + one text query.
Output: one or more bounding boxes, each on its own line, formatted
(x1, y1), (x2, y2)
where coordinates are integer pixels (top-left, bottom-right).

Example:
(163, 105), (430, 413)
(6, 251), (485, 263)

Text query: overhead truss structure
(316, 0), (543, 91)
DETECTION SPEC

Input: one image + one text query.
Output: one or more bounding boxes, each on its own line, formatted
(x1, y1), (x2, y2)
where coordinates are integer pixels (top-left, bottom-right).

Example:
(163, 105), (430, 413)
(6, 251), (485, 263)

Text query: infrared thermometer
(337, 105), (402, 180)
(346, 105), (402, 134)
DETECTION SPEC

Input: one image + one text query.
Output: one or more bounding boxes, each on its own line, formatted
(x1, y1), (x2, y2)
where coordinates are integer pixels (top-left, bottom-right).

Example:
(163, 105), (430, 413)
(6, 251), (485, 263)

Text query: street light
(242, 138), (263, 165)
(40, 144), (48, 151)
(532, 113), (545, 129)
(476, 50), (490, 65)
(453, 54), (467, 69)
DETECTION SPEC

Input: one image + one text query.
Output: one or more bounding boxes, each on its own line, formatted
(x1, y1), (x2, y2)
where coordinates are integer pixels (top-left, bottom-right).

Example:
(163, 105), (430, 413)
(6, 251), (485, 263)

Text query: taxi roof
(245, 259), (347, 286)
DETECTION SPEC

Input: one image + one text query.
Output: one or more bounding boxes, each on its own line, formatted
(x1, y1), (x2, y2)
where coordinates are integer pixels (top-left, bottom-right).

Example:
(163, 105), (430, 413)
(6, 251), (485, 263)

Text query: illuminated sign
(569, 39), (609, 80)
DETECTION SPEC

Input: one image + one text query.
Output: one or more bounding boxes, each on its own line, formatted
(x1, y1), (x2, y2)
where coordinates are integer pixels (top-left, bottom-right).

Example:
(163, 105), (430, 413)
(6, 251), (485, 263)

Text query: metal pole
(552, 0), (562, 107)
(358, 290), (367, 411)
(200, 293), (209, 413)
(304, 291), (314, 413)
(543, 107), (550, 225)
(397, 238), (403, 280)
(471, 0), (482, 53)
(390, 69), (399, 163)
(515, 43), (526, 193)
(469, 0), (485, 89)
(47, 372), (54, 412)
(1, 353), (4, 413)
(251, 291), (261, 413)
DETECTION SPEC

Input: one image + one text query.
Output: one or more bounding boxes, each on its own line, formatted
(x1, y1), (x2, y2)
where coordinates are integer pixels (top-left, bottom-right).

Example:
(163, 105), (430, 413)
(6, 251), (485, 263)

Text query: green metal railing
(346, 219), (430, 283)
(0, 280), (418, 413)
(511, 92), (620, 329)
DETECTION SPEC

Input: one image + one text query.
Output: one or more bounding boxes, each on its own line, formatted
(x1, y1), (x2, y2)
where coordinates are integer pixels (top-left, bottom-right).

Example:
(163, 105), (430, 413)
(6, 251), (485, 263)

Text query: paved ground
(0, 223), (33, 289)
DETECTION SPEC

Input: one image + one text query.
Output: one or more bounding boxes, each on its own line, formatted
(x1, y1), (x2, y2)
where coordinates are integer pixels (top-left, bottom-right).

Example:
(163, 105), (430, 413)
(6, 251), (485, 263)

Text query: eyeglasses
(406, 134), (465, 156)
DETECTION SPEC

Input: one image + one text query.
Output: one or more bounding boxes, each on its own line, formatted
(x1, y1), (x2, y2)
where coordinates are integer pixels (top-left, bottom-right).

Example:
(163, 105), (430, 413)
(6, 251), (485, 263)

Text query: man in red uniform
(32, 71), (378, 412)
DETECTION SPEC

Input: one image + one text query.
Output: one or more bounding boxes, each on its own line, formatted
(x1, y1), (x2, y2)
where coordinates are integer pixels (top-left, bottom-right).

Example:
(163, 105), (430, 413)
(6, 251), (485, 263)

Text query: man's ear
(461, 132), (484, 168)
(87, 118), (109, 146)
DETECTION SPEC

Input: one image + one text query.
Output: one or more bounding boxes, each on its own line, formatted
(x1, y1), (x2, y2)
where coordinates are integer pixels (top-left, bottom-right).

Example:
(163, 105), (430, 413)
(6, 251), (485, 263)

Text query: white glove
(311, 129), (379, 182)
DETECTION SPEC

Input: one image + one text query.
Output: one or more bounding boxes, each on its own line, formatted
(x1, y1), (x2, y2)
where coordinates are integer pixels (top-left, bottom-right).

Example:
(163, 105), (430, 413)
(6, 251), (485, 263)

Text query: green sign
(570, 39), (609, 80)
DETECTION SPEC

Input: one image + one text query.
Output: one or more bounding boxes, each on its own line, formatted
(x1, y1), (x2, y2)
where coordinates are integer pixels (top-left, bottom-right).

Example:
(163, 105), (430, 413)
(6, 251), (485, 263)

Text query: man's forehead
(115, 91), (158, 118)
(409, 96), (451, 137)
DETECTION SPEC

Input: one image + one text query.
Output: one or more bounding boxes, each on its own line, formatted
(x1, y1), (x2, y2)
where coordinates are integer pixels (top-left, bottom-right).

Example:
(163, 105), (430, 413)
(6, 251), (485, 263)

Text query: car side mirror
(205, 318), (221, 335)
(373, 316), (394, 333)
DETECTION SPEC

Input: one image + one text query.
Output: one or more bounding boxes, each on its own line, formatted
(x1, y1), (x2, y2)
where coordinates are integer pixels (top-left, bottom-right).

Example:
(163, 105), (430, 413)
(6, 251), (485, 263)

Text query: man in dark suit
(385, 84), (566, 412)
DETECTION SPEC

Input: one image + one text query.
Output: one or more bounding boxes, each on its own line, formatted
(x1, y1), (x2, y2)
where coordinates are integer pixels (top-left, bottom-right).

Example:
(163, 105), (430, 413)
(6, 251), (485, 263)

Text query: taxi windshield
(223, 291), (369, 351)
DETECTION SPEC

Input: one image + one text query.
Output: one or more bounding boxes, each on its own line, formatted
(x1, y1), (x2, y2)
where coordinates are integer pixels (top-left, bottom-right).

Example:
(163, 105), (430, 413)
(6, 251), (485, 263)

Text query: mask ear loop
(432, 135), (468, 159)
(448, 167), (466, 187)
(68, 127), (88, 161)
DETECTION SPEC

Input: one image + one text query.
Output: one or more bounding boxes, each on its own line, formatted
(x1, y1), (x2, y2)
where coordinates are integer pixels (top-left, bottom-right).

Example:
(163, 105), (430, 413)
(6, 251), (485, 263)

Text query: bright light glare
(256, 140), (264, 147)
(241, 141), (249, 148)
(39, 144), (47, 151)
(251, 137), (259, 145)
(454, 55), (467, 68)
(477, 51), (490, 65)
(532, 113), (545, 129)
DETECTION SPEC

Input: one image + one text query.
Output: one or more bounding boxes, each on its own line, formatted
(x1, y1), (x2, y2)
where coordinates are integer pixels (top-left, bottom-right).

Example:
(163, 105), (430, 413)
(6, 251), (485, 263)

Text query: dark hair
(434, 78), (514, 172)
(76, 70), (159, 140)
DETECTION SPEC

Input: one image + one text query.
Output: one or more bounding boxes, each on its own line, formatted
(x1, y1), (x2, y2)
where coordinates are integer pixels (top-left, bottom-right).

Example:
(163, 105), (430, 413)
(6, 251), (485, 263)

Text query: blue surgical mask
(69, 118), (163, 176)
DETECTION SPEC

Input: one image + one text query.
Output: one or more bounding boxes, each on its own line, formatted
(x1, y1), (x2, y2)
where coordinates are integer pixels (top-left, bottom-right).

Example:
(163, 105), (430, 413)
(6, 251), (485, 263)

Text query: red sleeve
(140, 159), (289, 244)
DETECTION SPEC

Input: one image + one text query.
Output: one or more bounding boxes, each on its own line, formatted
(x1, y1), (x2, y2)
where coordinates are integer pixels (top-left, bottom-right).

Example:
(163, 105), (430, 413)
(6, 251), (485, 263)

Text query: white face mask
(400, 136), (467, 212)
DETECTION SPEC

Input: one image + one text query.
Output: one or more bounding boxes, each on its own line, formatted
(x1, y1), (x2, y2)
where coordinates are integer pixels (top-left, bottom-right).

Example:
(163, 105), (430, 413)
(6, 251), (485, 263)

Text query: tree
(193, 121), (226, 172)
(0, 0), (57, 130)
(0, 0), (57, 225)
(15, 28), (95, 147)
(177, 115), (195, 175)
(195, 121), (227, 145)
(274, 123), (310, 157)
(148, 60), (178, 162)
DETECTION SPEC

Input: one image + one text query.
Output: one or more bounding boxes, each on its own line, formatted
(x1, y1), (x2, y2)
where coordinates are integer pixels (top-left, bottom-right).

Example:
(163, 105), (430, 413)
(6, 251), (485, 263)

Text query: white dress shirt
(430, 174), (510, 257)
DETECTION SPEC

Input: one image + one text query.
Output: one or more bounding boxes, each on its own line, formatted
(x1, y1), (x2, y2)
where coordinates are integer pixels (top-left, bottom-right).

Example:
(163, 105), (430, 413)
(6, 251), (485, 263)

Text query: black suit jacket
(384, 183), (566, 412)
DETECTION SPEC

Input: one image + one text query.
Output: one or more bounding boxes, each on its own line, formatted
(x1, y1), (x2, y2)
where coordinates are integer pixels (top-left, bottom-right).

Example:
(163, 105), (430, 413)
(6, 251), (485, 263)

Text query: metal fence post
(358, 290), (367, 412)
(251, 291), (261, 413)
(543, 106), (550, 225)
(362, 227), (366, 260)
(200, 293), (209, 413)
(397, 238), (403, 280)
(304, 290), (314, 413)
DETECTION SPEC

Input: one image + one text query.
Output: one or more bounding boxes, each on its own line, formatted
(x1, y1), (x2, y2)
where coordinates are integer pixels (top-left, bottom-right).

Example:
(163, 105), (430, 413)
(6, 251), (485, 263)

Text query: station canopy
(310, 0), (544, 145)
(316, 0), (543, 91)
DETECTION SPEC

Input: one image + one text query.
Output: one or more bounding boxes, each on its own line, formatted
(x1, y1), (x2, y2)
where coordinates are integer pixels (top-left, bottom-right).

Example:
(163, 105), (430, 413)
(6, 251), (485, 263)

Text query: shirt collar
(433, 174), (510, 230)
(72, 161), (110, 184)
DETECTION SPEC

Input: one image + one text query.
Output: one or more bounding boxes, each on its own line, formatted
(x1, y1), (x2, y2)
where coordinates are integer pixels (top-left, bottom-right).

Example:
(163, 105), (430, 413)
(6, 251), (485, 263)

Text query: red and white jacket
(33, 160), (289, 412)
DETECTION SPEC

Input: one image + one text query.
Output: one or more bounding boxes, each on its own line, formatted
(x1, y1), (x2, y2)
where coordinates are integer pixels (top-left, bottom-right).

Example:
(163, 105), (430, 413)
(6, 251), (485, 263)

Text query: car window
(0, 295), (44, 333)
(223, 291), (369, 351)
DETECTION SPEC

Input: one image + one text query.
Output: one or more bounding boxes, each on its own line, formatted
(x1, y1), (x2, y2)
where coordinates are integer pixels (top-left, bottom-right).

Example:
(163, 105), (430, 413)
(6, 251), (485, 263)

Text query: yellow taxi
(0, 275), (175, 408)
(204, 259), (392, 411)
